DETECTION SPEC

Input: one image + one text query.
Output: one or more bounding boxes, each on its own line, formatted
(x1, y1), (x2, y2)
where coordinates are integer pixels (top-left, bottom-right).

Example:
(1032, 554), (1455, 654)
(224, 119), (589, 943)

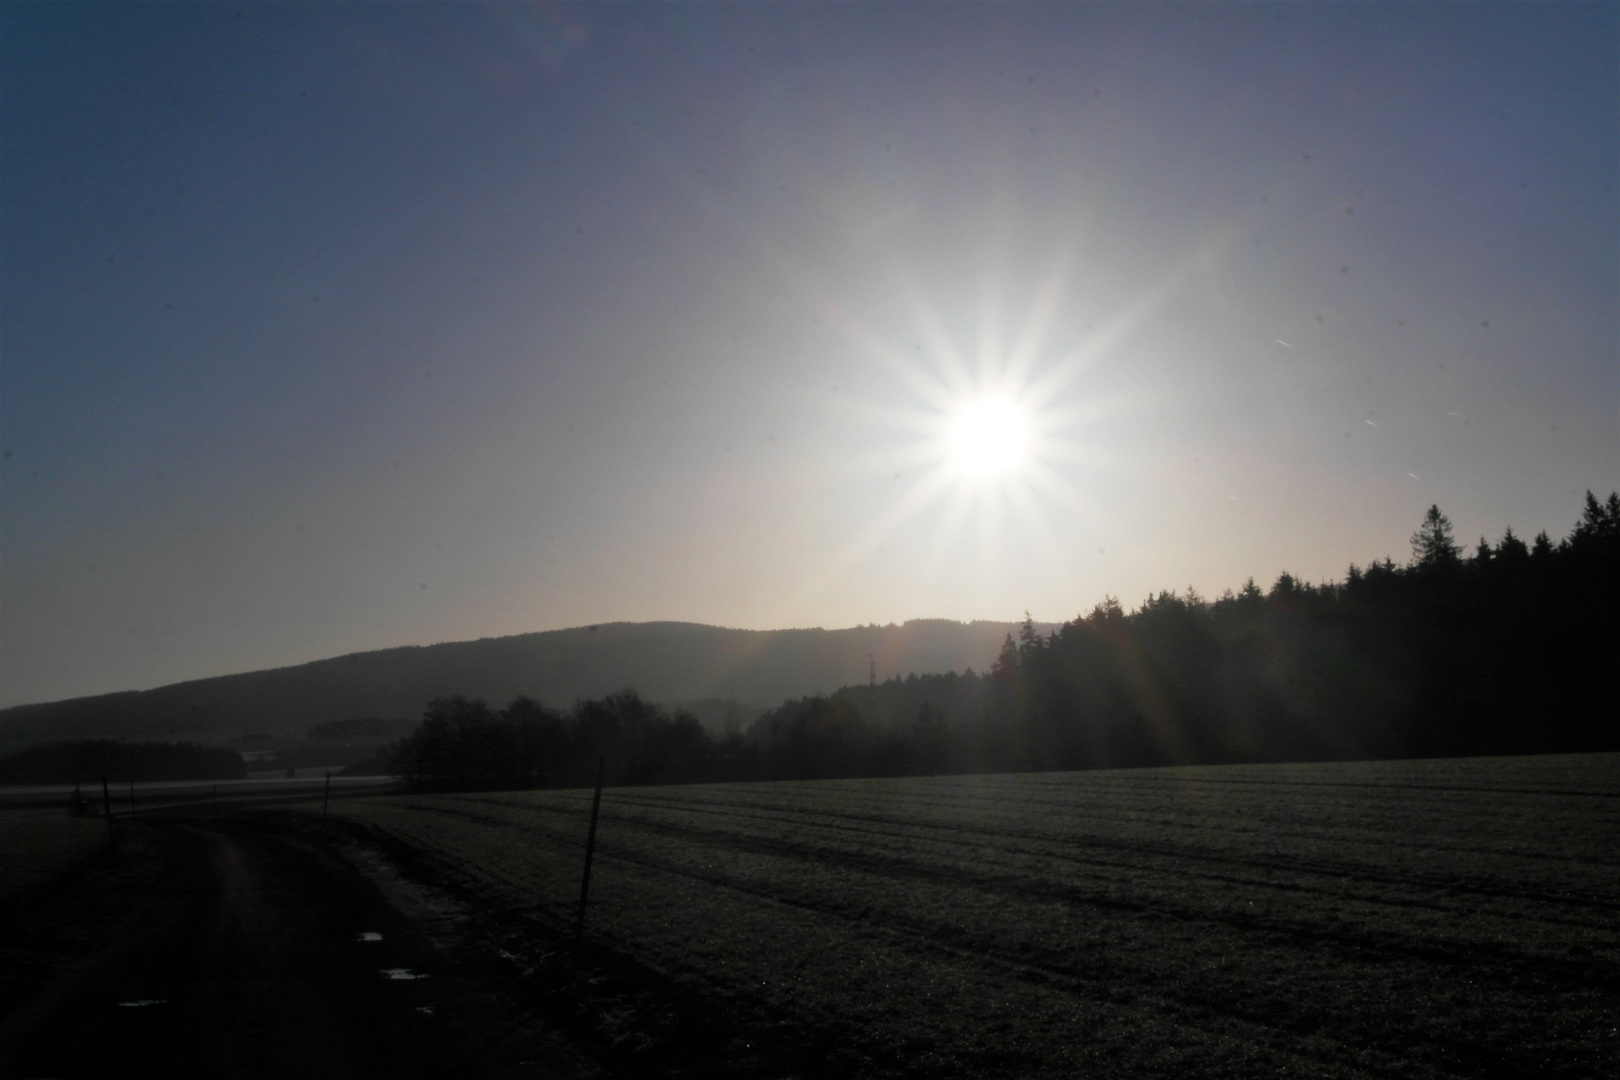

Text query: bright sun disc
(949, 398), (1029, 477)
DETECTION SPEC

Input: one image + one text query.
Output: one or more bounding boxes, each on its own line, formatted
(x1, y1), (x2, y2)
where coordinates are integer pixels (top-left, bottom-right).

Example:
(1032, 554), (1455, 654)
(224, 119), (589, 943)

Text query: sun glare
(949, 397), (1030, 477)
(766, 236), (1162, 615)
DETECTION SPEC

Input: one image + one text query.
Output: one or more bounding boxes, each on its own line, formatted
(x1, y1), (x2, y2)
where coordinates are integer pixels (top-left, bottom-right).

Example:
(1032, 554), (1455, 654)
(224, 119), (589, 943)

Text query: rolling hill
(0, 620), (1044, 751)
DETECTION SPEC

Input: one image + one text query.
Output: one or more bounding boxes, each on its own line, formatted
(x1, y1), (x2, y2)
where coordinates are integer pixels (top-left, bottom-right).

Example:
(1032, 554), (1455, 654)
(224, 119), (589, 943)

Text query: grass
(330, 753), (1620, 1078)
(0, 816), (110, 909)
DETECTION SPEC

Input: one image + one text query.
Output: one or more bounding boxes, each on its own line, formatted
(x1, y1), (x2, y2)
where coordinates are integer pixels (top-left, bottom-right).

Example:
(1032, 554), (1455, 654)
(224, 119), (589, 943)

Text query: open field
(328, 753), (1620, 1078)
(0, 817), (108, 908)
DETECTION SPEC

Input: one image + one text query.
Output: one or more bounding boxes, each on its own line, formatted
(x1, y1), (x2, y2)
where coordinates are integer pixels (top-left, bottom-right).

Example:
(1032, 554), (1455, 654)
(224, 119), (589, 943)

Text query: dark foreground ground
(0, 815), (599, 1079)
(4, 755), (1619, 1079)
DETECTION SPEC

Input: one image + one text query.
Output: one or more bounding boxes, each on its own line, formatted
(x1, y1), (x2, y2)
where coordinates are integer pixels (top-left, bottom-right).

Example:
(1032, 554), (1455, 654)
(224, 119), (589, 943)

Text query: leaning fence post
(574, 757), (606, 937)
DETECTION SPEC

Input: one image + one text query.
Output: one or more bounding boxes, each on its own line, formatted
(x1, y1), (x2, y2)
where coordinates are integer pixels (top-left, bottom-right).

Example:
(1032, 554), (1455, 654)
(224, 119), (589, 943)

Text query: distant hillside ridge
(0, 619), (1051, 751)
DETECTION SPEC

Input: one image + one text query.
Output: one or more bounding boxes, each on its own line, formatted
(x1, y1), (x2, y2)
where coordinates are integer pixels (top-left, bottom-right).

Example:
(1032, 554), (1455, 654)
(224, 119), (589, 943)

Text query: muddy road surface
(1, 817), (598, 1079)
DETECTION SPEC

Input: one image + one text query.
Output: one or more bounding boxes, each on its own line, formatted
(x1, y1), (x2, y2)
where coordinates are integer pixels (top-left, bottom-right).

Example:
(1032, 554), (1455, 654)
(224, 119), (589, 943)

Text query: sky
(2, 1), (1615, 709)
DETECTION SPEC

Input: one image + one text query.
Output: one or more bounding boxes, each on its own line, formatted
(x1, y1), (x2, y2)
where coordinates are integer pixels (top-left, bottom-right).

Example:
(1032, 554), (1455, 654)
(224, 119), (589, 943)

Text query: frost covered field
(334, 754), (1620, 1079)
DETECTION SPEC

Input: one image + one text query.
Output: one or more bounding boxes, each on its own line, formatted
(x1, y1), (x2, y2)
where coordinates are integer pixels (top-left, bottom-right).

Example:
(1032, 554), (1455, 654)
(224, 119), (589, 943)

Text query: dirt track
(0, 817), (598, 1079)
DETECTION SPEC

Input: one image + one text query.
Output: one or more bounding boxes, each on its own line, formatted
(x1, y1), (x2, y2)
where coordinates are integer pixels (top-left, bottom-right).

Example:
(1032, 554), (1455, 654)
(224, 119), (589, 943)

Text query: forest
(390, 493), (1619, 790)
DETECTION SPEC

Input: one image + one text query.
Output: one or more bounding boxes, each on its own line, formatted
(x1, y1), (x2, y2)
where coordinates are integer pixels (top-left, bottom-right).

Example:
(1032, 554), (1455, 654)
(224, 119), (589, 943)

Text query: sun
(948, 397), (1030, 477)
(756, 231), (1170, 617)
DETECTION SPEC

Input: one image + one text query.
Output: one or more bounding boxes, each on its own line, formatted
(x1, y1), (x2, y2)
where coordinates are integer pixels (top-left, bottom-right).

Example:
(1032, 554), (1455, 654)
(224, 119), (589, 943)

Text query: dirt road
(0, 817), (598, 1079)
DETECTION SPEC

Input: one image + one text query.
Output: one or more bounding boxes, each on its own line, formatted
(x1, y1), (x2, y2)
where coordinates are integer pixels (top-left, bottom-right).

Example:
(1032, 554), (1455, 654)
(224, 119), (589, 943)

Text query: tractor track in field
(345, 814), (1425, 1080)
(607, 790), (1620, 914)
(405, 795), (1618, 997)
(361, 790), (1613, 1075)
(325, 759), (1620, 1079)
(392, 792), (1618, 933)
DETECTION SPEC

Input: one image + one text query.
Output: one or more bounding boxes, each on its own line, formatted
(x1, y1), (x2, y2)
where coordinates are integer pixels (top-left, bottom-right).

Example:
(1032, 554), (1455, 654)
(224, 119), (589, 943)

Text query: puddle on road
(118, 999), (169, 1007)
(357, 931), (383, 942)
(380, 968), (427, 980)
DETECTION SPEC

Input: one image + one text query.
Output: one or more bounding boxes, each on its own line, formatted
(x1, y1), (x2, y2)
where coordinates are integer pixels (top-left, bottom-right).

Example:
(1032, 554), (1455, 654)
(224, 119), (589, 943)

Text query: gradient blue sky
(3, 2), (1615, 708)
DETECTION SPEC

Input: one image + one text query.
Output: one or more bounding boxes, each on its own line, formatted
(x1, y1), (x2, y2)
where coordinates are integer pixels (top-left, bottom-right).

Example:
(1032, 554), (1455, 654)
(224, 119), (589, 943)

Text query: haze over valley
(0, 618), (1046, 750)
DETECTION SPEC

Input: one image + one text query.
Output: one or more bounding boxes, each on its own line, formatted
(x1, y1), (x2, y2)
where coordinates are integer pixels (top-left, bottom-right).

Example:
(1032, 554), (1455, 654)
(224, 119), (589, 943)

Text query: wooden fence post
(574, 758), (606, 937)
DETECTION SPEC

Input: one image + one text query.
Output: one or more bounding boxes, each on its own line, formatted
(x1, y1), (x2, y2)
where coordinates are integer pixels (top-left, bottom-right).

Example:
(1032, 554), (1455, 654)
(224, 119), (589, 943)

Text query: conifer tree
(1496, 526), (1528, 561)
(1410, 505), (1461, 568)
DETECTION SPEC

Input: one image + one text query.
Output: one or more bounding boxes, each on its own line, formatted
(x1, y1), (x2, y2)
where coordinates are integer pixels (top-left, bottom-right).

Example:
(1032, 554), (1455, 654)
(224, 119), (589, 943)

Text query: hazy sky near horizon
(2, 2), (1615, 708)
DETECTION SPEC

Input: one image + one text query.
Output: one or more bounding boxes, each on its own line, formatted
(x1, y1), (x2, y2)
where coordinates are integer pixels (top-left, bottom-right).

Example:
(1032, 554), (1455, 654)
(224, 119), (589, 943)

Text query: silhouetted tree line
(391, 495), (1618, 790)
(0, 739), (246, 784)
(755, 493), (1619, 777)
(389, 692), (734, 792)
